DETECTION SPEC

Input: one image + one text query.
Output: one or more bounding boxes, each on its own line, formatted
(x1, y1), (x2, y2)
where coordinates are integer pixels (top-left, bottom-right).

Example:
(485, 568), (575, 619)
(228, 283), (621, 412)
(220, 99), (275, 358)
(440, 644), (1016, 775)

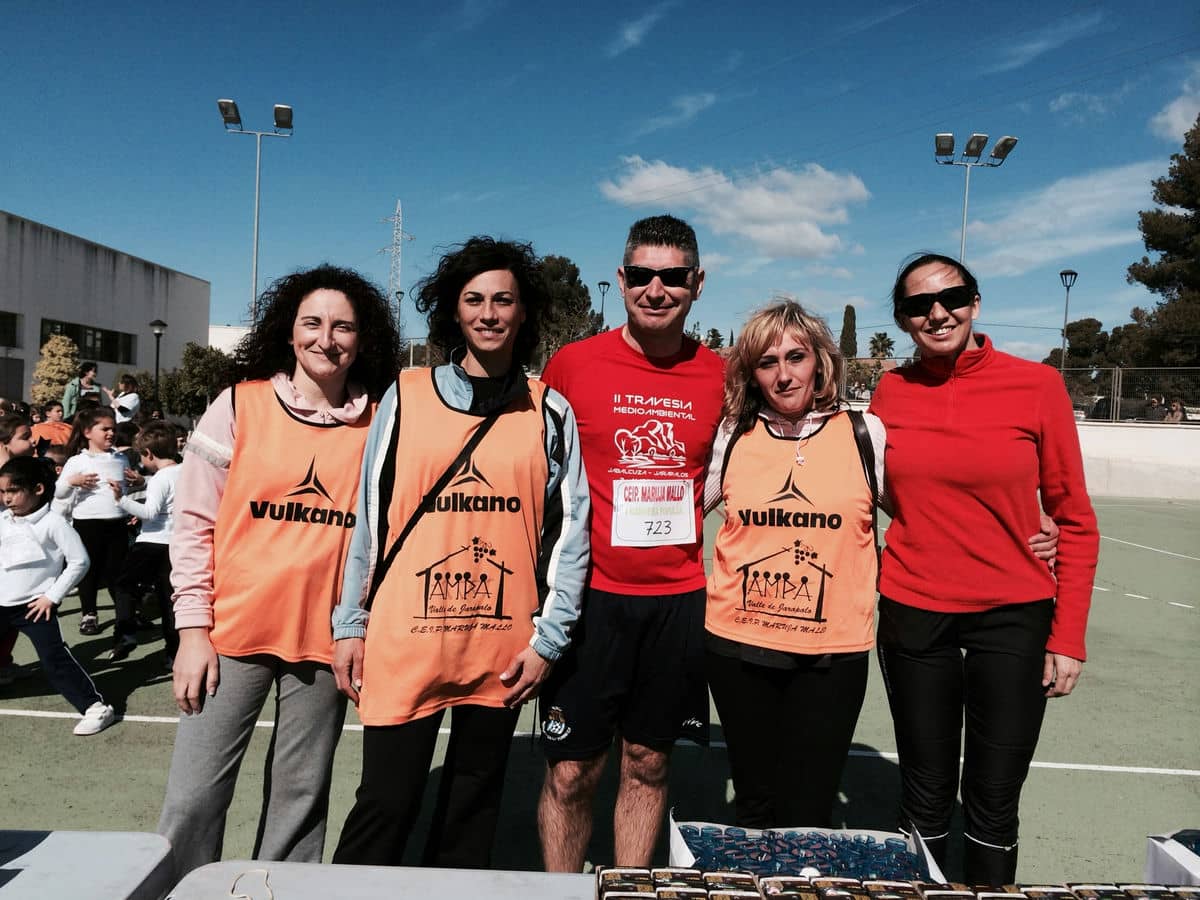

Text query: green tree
(686, 321), (702, 341)
(704, 327), (725, 350)
(30, 334), (79, 405)
(839, 305), (858, 359)
(162, 342), (236, 418)
(1125, 111), (1200, 366)
(539, 255), (600, 358)
(868, 332), (895, 359)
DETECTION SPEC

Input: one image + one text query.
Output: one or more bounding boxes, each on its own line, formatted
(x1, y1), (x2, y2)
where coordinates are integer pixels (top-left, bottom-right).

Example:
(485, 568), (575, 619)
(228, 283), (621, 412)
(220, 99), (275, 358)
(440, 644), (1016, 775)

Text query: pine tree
(1126, 112), (1200, 366)
(30, 334), (79, 405)
(839, 305), (858, 359)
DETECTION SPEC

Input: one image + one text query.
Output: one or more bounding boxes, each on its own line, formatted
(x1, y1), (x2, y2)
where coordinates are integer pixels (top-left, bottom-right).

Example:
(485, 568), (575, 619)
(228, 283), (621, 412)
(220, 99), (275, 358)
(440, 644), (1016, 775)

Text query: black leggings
(707, 648), (868, 828)
(333, 703), (521, 868)
(73, 517), (130, 618)
(876, 596), (1053, 885)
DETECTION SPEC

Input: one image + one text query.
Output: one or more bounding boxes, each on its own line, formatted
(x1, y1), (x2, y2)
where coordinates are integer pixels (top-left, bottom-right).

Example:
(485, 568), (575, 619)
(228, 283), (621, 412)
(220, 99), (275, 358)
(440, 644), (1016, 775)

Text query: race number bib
(610, 479), (696, 547)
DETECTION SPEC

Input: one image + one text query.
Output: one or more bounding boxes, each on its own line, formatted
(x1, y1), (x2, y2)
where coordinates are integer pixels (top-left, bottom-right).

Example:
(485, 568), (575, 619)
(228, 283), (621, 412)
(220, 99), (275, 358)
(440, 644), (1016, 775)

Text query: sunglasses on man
(898, 284), (977, 319)
(622, 265), (696, 289)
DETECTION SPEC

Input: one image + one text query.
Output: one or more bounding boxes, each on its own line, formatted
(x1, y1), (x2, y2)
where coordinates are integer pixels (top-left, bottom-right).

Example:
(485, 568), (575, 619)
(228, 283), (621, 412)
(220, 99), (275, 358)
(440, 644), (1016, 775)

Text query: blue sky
(4, 1), (1198, 361)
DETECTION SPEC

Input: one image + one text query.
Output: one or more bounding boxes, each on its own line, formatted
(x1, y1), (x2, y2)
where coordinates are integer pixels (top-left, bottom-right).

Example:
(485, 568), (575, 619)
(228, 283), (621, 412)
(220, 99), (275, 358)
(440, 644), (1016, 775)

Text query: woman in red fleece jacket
(870, 253), (1099, 887)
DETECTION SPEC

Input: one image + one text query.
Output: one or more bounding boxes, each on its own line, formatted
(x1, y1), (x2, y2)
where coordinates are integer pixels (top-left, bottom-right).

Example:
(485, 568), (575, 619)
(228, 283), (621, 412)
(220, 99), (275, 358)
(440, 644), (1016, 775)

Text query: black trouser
(0, 605), (103, 713)
(333, 703), (521, 868)
(73, 517), (129, 618)
(707, 648), (869, 828)
(876, 597), (1053, 887)
(112, 542), (176, 655)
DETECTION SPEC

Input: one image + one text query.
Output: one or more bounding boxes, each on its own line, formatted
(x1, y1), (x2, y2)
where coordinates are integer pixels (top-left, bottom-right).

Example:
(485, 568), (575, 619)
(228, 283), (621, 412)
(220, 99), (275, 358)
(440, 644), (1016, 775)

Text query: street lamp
(934, 132), (1019, 262)
(597, 280), (611, 325)
(149, 319), (167, 405)
(1059, 269), (1078, 373)
(217, 99), (294, 323)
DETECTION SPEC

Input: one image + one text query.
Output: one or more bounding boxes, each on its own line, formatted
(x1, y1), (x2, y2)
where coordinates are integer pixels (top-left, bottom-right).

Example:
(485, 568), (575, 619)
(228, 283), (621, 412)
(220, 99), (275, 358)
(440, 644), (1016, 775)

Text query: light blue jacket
(332, 361), (590, 661)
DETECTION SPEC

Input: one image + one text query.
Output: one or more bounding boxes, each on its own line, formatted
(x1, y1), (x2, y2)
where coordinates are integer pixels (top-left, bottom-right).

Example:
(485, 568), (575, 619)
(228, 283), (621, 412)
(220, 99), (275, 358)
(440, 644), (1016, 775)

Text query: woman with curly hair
(331, 236), (589, 868)
(158, 264), (401, 877)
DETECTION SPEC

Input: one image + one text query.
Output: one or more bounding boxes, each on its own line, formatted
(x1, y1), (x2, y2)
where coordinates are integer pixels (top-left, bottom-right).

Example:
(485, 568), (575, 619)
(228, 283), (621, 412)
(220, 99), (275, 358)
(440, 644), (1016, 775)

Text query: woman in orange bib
(704, 300), (885, 829)
(158, 266), (401, 877)
(331, 237), (590, 869)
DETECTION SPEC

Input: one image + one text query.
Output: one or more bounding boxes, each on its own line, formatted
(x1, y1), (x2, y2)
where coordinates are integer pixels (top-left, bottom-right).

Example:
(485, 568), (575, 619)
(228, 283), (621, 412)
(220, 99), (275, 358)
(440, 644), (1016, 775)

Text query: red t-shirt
(542, 328), (725, 595)
(869, 334), (1099, 660)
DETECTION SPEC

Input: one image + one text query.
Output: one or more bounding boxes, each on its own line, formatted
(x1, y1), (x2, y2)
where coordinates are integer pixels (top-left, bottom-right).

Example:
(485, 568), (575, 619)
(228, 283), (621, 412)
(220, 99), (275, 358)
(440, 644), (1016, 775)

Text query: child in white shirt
(108, 423), (181, 663)
(0, 456), (115, 735)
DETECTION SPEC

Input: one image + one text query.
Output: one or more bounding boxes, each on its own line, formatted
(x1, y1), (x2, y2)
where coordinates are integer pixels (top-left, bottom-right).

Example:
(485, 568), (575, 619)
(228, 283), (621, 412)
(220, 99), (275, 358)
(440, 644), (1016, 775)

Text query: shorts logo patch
(543, 706), (572, 741)
(681, 717), (704, 731)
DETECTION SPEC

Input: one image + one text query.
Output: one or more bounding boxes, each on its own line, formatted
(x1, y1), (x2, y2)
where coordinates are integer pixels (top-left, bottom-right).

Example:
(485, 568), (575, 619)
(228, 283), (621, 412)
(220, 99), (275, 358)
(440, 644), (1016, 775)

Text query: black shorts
(539, 587), (709, 760)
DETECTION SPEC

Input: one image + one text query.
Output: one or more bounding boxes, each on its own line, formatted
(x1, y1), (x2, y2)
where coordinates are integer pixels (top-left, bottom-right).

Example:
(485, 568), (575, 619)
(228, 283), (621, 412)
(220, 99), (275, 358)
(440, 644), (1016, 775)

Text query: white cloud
(984, 11), (1105, 74)
(1150, 60), (1200, 142)
(802, 264), (854, 280)
(633, 93), (718, 137)
(1049, 82), (1133, 122)
(964, 160), (1159, 278)
(606, 3), (674, 57)
(599, 155), (870, 259)
(993, 338), (1054, 362)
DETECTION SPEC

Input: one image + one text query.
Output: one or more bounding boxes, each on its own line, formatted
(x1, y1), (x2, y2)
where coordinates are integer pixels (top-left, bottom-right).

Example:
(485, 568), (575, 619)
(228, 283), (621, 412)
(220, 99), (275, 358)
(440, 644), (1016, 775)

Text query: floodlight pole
(218, 100), (293, 323)
(1059, 269), (1078, 373)
(934, 133), (1019, 263)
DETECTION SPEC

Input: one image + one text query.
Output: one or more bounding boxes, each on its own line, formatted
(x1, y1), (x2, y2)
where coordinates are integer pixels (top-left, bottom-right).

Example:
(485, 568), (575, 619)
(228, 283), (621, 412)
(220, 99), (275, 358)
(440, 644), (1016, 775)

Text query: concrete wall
(0, 210), (210, 399)
(1077, 421), (1200, 500)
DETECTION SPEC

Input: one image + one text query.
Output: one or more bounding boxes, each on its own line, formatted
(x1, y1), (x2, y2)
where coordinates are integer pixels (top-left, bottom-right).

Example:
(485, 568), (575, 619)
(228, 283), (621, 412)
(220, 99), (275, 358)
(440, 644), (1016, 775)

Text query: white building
(0, 210), (210, 402)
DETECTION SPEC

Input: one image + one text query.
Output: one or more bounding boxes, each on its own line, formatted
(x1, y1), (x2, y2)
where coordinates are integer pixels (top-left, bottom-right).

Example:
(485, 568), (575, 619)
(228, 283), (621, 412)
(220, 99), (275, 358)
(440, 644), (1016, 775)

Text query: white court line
(1093, 586), (1111, 592)
(1100, 535), (1200, 561)
(1125, 593), (1151, 599)
(1169, 602), (1194, 609)
(3, 708), (1198, 777)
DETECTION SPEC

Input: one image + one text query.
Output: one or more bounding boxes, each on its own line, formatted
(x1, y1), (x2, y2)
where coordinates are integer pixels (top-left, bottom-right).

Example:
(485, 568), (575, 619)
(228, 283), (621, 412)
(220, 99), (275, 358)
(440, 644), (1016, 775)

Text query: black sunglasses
(622, 265), (696, 289)
(898, 284), (977, 319)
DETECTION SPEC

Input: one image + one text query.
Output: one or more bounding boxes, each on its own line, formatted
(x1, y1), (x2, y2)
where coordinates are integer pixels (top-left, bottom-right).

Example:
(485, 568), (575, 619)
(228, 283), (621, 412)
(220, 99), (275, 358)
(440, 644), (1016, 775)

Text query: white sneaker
(73, 702), (115, 736)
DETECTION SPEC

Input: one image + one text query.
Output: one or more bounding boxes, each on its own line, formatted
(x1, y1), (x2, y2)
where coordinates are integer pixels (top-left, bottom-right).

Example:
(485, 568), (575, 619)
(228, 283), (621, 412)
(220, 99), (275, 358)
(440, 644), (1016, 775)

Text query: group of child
(0, 396), (184, 736)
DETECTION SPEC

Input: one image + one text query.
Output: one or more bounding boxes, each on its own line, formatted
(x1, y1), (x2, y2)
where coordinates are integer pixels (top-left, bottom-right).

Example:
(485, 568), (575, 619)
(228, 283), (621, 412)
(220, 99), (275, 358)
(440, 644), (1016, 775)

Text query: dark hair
(0, 456), (56, 510)
(234, 264), (402, 401)
(0, 413), (30, 446)
(43, 400), (63, 414)
(78, 361), (98, 378)
(134, 421), (180, 462)
(414, 236), (549, 370)
(623, 215), (700, 267)
(114, 421), (140, 448)
(65, 406), (115, 457)
(118, 374), (138, 391)
(890, 252), (980, 329)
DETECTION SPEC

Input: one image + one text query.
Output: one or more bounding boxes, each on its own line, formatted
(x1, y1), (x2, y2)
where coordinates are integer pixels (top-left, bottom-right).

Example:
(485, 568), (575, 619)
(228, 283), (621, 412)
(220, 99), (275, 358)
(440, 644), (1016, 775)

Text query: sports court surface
(0, 496), (1196, 883)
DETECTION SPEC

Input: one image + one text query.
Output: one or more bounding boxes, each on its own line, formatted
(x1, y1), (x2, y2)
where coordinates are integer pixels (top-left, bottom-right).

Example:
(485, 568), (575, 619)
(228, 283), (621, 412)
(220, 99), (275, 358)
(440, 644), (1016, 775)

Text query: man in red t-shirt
(537, 215), (725, 870)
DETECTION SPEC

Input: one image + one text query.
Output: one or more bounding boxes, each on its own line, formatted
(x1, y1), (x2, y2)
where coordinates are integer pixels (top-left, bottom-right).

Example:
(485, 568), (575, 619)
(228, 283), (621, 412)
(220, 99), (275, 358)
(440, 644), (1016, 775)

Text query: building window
(0, 311), (18, 349)
(41, 319), (137, 365)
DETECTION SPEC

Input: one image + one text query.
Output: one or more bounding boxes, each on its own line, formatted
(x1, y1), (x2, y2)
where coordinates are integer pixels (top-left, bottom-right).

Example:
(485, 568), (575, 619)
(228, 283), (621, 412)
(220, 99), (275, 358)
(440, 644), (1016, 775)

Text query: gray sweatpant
(157, 653), (346, 878)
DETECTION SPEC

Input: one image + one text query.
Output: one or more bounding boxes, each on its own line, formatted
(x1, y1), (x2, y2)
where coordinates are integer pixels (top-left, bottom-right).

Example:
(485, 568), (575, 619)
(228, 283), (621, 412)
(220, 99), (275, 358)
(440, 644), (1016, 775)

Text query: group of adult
(156, 215), (1098, 889)
(61, 362), (144, 424)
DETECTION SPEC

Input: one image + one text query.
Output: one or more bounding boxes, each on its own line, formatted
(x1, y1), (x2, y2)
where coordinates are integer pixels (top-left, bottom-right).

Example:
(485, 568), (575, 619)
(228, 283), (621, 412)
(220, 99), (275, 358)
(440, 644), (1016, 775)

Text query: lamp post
(1059, 269), (1078, 373)
(217, 99), (294, 323)
(934, 132), (1019, 262)
(597, 280), (611, 326)
(149, 319), (167, 405)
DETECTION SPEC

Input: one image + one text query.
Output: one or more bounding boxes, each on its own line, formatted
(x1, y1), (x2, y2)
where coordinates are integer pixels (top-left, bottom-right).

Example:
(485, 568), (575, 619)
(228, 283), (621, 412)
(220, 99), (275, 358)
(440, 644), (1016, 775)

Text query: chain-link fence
(1061, 367), (1198, 422)
(841, 358), (916, 400)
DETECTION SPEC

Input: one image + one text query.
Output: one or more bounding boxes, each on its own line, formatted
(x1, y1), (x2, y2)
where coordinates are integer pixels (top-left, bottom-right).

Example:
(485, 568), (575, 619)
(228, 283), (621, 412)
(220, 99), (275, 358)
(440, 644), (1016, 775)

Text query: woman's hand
(1043, 652), (1082, 698)
(499, 646), (552, 708)
(174, 628), (219, 714)
(1028, 514), (1059, 571)
(70, 472), (100, 489)
(334, 637), (365, 705)
(25, 596), (54, 622)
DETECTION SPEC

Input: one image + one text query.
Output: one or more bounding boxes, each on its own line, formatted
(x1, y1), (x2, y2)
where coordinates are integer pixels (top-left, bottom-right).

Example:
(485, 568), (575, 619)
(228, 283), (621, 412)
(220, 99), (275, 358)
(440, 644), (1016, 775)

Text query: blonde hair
(724, 298), (844, 434)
